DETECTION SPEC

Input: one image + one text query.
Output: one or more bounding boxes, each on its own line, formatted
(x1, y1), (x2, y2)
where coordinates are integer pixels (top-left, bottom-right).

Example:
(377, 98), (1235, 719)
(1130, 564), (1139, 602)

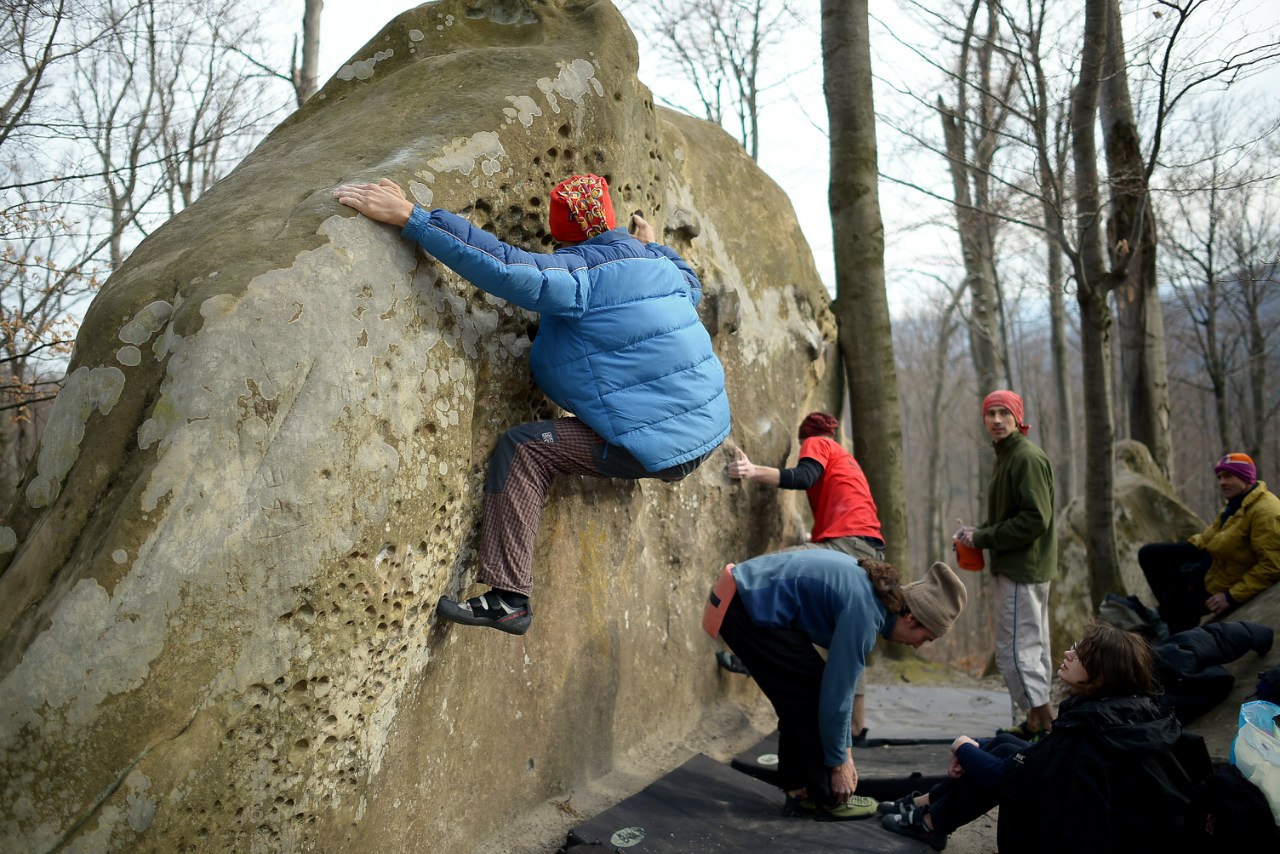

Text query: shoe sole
(436, 599), (531, 635)
(815, 800), (878, 822)
(781, 799), (815, 817)
(881, 815), (947, 850)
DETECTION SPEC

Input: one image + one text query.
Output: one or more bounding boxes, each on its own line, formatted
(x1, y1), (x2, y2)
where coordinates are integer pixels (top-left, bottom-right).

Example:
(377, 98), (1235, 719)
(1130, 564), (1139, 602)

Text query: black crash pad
(731, 731), (948, 800)
(567, 753), (927, 853)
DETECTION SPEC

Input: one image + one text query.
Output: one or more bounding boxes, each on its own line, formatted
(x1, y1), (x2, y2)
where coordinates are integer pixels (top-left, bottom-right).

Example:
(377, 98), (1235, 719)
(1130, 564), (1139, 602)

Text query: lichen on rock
(0, 2), (834, 852)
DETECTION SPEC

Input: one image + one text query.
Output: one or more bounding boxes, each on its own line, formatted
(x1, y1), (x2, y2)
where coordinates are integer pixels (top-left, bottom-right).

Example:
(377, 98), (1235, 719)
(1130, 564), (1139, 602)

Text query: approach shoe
(781, 795), (816, 817)
(882, 807), (948, 850)
(815, 795), (877, 821)
(436, 592), (531, 635)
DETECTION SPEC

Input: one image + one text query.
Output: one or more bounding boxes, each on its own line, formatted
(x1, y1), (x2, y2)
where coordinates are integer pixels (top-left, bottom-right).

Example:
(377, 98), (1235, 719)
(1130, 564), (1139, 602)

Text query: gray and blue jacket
(402, 207), (730, 471)
(732, 550), (895, 766)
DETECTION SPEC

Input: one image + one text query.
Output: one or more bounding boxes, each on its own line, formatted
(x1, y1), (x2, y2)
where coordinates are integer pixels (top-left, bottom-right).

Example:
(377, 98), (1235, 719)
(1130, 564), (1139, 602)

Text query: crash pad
(730, 731), (950, 800)
(567, 753), (926, 852)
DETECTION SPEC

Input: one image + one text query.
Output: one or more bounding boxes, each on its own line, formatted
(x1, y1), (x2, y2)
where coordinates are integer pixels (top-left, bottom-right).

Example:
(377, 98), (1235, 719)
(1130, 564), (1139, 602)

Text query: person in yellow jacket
(1140, 453), (1280, 633)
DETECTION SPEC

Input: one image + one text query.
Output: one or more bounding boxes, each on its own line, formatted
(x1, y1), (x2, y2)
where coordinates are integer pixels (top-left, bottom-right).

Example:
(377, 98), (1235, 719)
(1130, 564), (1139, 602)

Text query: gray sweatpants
(993, 574), (1054, 717)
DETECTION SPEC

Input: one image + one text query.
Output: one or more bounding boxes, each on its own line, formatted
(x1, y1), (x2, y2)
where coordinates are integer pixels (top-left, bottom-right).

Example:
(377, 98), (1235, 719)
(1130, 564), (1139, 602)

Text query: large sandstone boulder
(1051, 440), (1205, 650)
(0, 2), (836, 851)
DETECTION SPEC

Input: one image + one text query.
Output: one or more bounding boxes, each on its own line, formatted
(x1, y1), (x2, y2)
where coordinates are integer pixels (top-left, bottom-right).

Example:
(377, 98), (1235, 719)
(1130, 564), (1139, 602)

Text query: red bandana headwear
(549, 174), (615, 243)
(798, 412), (840, 440)
(982, 390), (1030, 435)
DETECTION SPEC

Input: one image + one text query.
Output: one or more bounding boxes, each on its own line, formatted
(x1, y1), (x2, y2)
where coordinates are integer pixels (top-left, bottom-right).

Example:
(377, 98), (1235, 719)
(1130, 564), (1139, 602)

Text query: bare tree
(1002, 0), (1078, 505)
(1163, 101), (1280, 471)
(921, 284), (967, 554)
(293, 0), (323, 106)
(821, 0), (909, 572)
(622, 0), (798, 160)
(1064, 0), (1126, 601)
(937, 0), (1016, 403)
(0, 0), (297, 505)
(1100, 0), (1173, 479)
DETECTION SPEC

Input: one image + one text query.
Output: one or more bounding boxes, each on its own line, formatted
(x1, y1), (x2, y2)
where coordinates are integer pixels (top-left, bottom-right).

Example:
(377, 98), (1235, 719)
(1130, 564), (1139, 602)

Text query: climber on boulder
(334, 174), (730, 635)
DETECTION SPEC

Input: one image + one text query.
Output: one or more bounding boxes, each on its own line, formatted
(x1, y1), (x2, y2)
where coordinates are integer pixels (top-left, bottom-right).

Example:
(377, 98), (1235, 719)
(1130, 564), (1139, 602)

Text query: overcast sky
(308, 1), (907, 297)
(307, 1), (1280, 314)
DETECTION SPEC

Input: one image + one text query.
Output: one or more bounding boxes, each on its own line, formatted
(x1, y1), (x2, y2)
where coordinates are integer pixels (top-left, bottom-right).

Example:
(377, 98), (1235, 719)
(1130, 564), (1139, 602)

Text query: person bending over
(725, 411), (886, 740)
(703, 551), (967, 821)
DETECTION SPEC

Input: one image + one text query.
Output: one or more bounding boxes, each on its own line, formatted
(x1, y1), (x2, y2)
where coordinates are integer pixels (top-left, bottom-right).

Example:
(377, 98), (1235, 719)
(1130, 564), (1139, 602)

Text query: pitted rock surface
(0, 2), (835, 852)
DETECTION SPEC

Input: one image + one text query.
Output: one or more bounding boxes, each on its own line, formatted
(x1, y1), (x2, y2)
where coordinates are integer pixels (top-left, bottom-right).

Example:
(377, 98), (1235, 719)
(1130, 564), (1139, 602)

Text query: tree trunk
(1024, 4), (1075, 506)
(821, 0), (908, 573)
(1100, 0), (1172, 479)
(936, 0), (1014, 508)
(925, 292), (964, 556)
(1072, 0), (1124, 601)
(296, 0), (324, 106)
(938, 98), (1004, 398)
(1046, 220), (1075, 505)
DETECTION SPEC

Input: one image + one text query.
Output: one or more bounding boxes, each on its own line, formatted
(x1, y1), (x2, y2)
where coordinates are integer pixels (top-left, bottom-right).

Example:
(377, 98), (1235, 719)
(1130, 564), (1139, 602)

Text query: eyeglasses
(1064, 642), (1080, 660)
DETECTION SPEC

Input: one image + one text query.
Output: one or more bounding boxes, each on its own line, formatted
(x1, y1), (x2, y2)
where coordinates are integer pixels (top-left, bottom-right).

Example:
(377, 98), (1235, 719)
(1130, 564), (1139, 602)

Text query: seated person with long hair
(880, 620), (1198, 853)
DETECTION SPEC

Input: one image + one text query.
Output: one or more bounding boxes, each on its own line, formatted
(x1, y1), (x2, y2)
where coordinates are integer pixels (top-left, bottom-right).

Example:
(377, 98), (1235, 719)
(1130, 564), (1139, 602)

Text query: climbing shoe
(781, 794), (816, 817)
(815, 795), (877, 821)
(882, 806), (948, 850)
(876, 791), (923, 818)
(715, 651), (752, 676)
(436, 592), (532, 635)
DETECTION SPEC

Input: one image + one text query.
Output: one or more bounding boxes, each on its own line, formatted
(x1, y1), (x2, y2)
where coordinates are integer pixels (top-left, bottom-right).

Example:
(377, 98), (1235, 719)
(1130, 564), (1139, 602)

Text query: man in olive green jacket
(1140, 452), (1280, 633)
(956, 390), (1057, 737)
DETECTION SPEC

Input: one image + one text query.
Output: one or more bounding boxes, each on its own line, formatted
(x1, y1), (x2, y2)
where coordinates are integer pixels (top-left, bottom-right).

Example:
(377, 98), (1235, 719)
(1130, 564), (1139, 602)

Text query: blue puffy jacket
(401, 206), (730, 471)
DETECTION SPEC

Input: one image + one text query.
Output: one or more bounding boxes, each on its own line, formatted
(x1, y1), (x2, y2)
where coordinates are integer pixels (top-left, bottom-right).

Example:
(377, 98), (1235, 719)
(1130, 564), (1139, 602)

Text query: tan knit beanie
(902, 562), (968, 637)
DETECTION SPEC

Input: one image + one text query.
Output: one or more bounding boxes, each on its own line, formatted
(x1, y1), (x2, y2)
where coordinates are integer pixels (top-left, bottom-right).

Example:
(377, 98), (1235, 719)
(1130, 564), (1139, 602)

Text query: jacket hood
(1053, 694), (1181, 753)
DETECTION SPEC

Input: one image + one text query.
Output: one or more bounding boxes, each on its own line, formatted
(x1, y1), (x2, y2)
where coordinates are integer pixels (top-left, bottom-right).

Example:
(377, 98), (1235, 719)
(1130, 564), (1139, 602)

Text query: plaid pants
(477, 417), (708, 596)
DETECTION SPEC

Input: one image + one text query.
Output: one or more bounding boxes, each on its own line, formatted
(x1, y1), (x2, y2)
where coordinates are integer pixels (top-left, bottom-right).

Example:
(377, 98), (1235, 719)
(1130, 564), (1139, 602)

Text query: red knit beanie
(549, 174), (615, 243)
(981, 390), (1030, 435)
(798, 412), (839, 440)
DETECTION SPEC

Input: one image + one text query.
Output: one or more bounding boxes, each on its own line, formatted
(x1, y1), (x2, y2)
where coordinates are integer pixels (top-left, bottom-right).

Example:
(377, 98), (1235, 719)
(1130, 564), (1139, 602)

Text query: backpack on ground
(1257, 664), (1280, 705)
(1189, 764), (1280, 850)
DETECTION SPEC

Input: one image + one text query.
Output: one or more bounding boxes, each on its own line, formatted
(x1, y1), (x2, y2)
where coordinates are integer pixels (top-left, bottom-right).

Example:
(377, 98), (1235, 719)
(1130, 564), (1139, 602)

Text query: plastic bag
(1230, 700), (1280, 824)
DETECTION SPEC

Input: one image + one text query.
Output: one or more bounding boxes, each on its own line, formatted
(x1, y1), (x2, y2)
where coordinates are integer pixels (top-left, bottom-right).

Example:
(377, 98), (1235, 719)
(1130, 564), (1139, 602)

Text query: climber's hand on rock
(631, 212), (655, 244)
(334, 179), (414, 227)
(726, 451), (755, 481)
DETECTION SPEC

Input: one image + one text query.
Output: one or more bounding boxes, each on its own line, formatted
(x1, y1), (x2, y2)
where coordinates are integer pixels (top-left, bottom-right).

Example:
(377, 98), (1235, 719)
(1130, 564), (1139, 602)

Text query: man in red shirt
(727, 412), (887, 741)
(728, 412), (885, 562)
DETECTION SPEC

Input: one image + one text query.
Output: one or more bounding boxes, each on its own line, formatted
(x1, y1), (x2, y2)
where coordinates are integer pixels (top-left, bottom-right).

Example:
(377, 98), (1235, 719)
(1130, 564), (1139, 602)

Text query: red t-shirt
(799, 436), (882, 542)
